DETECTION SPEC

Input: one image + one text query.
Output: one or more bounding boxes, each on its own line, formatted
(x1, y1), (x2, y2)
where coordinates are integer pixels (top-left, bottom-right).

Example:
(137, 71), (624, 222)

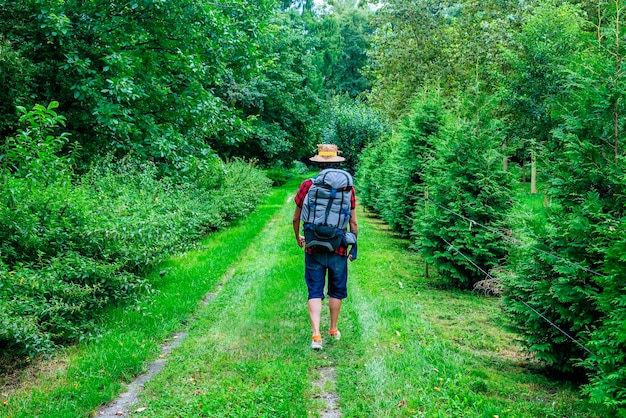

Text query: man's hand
(349, 243), (357, 261)
(297, 235), (305, 248)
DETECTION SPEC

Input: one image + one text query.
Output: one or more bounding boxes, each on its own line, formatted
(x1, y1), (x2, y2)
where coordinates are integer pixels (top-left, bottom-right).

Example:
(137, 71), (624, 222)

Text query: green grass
(339, 212), (602, 417)
(130, 183), (604, 417)
(0, 176), (608, 417)
(513, 181), (548, 216)
(133, 188), (315, 417)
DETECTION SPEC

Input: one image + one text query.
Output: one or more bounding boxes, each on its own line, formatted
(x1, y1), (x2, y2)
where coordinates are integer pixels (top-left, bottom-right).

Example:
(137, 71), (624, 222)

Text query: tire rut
(312, 365), (341, 418)
(95, 268), (238, 417)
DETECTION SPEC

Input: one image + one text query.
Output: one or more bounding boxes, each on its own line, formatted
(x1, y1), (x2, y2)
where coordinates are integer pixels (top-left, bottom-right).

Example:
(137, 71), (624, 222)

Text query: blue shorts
(305, 252), (348, 300)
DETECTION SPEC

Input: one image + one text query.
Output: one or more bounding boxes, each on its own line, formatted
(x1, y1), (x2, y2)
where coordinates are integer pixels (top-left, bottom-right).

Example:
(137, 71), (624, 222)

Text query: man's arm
(348, 208), (358, 261)
(293, 206), (305, 248)
(349, 187), (358, 237)
(293, 179), (312, 248)
(349, 208), (358, 237)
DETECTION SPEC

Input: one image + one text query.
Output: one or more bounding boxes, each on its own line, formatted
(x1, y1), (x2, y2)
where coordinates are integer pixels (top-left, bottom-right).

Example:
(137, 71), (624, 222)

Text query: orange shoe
(329, 329), (341, 340)
(311, 335), (323, 350)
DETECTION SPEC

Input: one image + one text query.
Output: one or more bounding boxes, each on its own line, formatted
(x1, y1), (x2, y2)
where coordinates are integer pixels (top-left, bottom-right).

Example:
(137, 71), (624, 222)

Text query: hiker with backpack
(292, 144), (358, 351)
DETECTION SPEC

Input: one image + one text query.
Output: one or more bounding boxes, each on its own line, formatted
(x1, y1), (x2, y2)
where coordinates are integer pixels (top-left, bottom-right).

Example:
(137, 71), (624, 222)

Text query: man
(292, 144), (358, 350)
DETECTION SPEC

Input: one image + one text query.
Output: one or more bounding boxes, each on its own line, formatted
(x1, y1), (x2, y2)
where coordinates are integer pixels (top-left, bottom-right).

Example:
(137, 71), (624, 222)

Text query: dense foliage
(358, 90), (443, 234)
(0, 0), (278, 175)
(0, 103), (270, 356)
(0, 0), (375, 170)
(314, 4), (373, 97)
(321, 95), (389, 174)
(366, 0), (521, 119)
(503, 2), (626, 411)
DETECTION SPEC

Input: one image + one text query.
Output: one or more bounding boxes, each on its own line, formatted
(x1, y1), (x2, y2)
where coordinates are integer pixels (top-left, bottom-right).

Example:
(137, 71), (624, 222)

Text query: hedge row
(1, 104), (271, 357)
(357, 91), (512, 290)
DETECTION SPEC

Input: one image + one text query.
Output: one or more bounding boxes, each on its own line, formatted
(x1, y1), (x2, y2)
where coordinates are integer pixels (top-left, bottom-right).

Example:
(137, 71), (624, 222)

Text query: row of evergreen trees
(356, 1), (626, 414)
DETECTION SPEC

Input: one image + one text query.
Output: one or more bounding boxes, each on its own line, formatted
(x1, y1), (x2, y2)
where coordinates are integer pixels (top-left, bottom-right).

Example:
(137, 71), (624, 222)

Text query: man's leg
(329, 297), (342, 333)
(308, 298), (322, 337)
(327, 254), (347, 339)
(305, 253), (325, 339)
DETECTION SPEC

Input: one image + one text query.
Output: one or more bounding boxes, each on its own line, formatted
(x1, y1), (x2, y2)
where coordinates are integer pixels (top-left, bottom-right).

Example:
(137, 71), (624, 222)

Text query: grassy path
(117, 179), (603, 417)
(1, 177), (606, 417)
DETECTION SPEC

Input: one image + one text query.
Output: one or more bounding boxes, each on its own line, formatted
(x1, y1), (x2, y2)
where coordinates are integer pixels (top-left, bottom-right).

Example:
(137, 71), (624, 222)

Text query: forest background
(1, 0), (625, 415)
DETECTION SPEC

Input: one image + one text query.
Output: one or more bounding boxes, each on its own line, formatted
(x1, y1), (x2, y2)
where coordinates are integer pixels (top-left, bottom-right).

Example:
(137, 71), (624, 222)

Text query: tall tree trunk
(530, 150), (537, 194)
(502, 141), (509, 171)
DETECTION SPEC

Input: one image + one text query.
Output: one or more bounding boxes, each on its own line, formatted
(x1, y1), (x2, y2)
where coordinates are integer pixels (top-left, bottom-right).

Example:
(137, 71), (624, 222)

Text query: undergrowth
(0, 103), (271, 358)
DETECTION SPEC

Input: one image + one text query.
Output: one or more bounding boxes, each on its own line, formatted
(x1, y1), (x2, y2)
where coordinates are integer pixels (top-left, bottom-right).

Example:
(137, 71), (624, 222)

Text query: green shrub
(217, 159), (272, 220)
(382, 92), (444, 236)
(265, 167), (291, 187)
(264, 160), (309, 187)
(292, 160), (308, 174)
(322, 96), (390, 174)
(356, 135), (393, 212)
(0, 158), (271, 357)
(585, 224), (626, 414)
(1, 104), (272, 357)
(356, 91), (445, 237)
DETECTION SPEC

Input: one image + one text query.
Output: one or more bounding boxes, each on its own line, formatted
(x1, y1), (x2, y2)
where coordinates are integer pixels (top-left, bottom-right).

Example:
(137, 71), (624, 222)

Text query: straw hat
(309, 144), (345, 163)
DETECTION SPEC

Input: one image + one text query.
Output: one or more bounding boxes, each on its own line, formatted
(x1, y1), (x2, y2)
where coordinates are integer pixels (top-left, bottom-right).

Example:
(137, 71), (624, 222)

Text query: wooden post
(424, 186), (429, 279)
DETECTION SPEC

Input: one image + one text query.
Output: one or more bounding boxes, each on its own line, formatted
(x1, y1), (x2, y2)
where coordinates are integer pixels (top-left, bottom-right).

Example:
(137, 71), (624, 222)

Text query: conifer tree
(382, 90), (444, 236)
(414, 91), (512, 289)
(502, 3), (626, 412)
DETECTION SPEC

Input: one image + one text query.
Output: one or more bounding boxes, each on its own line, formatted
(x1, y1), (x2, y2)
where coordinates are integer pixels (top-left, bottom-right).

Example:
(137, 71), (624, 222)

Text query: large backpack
(301, 169), (354, 252)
